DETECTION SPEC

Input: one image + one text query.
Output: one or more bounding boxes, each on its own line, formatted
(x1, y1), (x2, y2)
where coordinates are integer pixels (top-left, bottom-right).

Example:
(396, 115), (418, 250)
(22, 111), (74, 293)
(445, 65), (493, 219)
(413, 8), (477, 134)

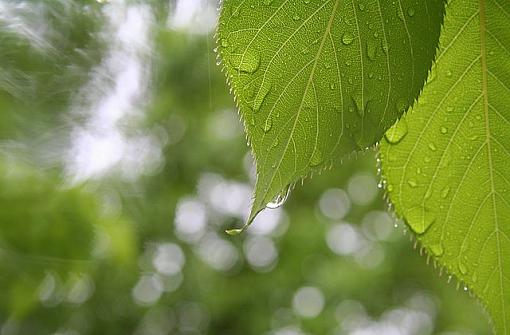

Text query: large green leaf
(217, 0), (445, 228)
(380, 0), (510, 332)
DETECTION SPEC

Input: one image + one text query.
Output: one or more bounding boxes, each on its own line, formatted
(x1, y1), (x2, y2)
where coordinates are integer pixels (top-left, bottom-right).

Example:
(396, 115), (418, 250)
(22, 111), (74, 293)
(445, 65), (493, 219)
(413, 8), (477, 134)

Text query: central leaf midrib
(258, 0), (341, 208)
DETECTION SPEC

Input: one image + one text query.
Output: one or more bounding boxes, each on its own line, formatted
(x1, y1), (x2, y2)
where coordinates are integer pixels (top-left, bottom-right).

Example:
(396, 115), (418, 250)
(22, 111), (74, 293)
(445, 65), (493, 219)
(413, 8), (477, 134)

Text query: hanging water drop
(225, 228), (244, 236)
(266, 185), (291, 209)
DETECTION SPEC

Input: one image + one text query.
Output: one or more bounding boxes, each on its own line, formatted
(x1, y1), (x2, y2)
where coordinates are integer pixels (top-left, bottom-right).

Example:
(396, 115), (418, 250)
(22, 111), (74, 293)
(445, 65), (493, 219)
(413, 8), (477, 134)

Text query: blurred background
(0, 1), (491, 334)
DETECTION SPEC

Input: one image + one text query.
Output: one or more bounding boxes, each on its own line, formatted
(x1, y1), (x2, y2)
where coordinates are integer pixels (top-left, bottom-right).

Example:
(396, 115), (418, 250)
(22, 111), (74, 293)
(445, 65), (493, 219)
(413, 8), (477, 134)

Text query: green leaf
(380, 0), (510, 332)
(217, 0), (445, 227)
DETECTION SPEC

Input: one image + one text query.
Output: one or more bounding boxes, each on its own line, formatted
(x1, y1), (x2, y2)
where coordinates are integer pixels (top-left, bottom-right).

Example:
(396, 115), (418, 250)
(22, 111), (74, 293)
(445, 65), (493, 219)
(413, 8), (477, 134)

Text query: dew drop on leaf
(430, 243), (444, 257)
(385, 118), (408, 144)
(407, 179), (418, 188)
(405, 207), (436, 234)
(342, 32), (354, 45)
(253, 82), (271, 111)
(352, 93), (364, 117)
(309, 150), (323, 167)
(266, 184), (291, 209)
(407, 7), (415, 17)
(230, 51), (261, 74)
(367, 39), (378, 61)
(441, 186), (450, 198)
(459, 261), (468, 275)
(263, 116), (273, 133)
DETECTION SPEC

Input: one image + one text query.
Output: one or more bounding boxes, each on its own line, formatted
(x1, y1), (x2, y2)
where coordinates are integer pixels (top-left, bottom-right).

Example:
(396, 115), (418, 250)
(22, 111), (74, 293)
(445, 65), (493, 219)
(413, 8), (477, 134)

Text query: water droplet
(310, 150), (323, 167)
(367, 40), (378, 61)
(446, 70), (452, 77)
(330, 82), (336, 90)
(407, 179), (418, 188)
(441, 186), (450, 198)
(405, 207), (436, 234)
(440, 127), (448, 134)
(428, 143), (437, 151)
(342, 32), (354, 45)
(430, 243), (444, 256)
(230, 50), (261, 74)
(351, 93), (364, 117)
(424, 188), (432, 200)
(221, 38), (229, 48)
(459, 261), (468, 275)
(272, 139), (279, 148)
(407, 8), (415, 17)
(266, 185), (291, 209)
(253, 82), (271, 111)
(385, 118), (408, 144)
(263, 116), (273, 133)
(387, 184), (394, 192)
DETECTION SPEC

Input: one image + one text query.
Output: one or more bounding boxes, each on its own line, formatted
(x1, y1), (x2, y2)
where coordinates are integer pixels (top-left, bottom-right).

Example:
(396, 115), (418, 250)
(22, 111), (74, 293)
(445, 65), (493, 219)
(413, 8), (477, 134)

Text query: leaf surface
(217, 0), (445, 225)
(380, 0), (510, 332)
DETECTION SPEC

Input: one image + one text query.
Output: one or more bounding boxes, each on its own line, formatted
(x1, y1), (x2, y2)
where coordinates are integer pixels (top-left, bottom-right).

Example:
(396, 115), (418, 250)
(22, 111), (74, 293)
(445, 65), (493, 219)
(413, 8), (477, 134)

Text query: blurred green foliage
(0, 2), (491, 335)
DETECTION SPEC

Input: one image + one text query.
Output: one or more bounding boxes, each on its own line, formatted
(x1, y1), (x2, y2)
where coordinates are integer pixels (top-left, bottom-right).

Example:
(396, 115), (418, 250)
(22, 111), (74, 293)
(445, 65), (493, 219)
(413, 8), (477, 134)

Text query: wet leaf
(217, 0), (446, 226)
(380, 0), (510, 332)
